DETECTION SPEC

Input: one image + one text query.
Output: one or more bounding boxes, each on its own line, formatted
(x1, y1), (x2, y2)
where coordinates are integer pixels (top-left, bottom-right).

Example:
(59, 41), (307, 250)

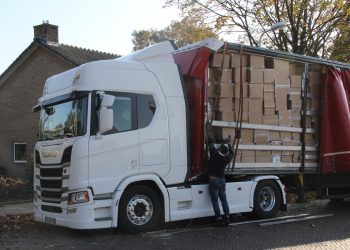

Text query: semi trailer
(32, 38), (350, 233)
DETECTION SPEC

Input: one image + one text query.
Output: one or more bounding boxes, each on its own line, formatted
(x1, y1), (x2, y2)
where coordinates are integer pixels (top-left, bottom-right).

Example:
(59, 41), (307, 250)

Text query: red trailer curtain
(320, 68), (350, 173)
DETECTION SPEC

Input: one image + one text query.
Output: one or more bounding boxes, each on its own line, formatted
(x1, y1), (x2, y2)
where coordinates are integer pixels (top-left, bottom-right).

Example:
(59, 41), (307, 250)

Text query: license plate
(45, 216), (56, 225)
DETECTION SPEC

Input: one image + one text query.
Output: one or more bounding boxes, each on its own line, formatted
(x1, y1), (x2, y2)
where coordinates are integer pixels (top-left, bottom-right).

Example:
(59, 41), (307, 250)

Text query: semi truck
(32, 38), (350, 233)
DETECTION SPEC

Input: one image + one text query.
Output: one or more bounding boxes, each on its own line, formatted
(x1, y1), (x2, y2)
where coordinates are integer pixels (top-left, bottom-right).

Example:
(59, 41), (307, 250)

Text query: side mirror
(96, 93), (115, 136)
(97, 108), (114, 136)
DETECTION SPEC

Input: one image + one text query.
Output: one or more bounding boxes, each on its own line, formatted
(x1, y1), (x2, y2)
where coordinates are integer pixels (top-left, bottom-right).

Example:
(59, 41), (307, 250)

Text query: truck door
(88, 93), (139, 195)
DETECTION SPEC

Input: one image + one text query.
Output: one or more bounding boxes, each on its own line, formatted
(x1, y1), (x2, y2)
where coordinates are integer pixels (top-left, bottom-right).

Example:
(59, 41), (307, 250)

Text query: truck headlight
(68, 191), (89, 205)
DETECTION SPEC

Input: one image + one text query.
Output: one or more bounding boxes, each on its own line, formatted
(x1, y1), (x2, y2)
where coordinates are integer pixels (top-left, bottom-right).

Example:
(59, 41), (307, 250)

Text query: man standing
(207, 139), (233, 226)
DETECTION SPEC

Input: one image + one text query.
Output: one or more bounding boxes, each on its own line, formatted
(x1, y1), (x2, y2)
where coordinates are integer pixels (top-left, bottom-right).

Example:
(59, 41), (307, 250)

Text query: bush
(24, 154), (34, 186)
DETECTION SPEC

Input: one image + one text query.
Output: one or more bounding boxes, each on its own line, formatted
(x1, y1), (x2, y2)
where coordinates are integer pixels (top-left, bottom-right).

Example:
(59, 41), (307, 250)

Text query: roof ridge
(56, 43), (117, 56)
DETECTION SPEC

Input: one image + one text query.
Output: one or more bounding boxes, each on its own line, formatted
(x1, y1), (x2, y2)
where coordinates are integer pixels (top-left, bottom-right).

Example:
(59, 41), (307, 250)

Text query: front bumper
(34, 198), (114, 229)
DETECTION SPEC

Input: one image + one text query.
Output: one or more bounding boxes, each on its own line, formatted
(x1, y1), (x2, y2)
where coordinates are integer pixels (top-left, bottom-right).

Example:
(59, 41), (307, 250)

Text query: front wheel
(252, 180), (281, 219)
(119, 185), (161, 233)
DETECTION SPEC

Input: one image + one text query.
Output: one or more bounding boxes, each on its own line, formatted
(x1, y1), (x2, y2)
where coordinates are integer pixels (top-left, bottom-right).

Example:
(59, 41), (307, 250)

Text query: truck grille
(35, 146), (72, 206)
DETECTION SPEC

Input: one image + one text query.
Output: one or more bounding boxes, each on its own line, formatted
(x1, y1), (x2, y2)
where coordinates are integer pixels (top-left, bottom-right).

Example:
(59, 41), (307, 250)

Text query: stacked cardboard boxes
(208, 51), (321, 165)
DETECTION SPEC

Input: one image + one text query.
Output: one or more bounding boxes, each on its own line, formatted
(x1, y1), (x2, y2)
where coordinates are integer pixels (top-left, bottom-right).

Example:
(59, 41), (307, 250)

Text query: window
(14, 143), (27, 163)
(103, 95), (134, 135)
(137, 94), (156, 129)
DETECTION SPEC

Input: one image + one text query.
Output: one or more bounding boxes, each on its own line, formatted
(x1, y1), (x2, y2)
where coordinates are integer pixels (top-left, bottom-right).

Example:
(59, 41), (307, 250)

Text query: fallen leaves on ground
(0, 213), (35, 234)
(0, 176), (25, 192)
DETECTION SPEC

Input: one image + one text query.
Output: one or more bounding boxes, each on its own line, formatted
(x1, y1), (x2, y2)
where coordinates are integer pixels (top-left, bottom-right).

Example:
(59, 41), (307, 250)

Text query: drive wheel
(119, 185), (161, 233)
(253, 180), (281, 219)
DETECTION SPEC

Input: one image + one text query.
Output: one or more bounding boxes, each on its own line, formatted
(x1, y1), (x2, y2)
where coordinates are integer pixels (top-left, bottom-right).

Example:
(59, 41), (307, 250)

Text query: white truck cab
(33, 40), (286, 233)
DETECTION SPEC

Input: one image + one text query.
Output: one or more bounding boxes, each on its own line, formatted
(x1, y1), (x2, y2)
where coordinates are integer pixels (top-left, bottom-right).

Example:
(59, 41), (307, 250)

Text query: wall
(0, 47), (72, 176)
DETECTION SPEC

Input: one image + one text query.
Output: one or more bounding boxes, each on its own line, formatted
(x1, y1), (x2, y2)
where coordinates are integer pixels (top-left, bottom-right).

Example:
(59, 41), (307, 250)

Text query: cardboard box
(275, 85), (290, 96)
(275, 95), (288, 111)
(233, 67), (248, 83)
(264, 83), (274, 92)
(249, 83), (264, 98)
(235, 98), (248, 119)
(217, 97), (233, 112)
(216, 111), (235, 122)
(242, 150), (255, 157)
(282, 140), (300, 146)
(305, 133), (314, 146)
(208, 82), (216, 98)
(214, 68), (232, 83)
(241, 155), (255, 163)
(270, 132), (280, 141)
(263, 115), (279, 125)
(272, 154), (282, 163)
(264, 107), (276, 115)
(264, 91), (275, 108)
(248, 68), (264, 83)
(309, 72), (322, 84)
(216, 83), (234, 97)
(293, 152), (300, 163)
(231, 53), (248, 68)
(282, 155), (293, 163)
(263, 69), (275, 83)
(289, 94), (302, 106)
(248, 55), (265, 68)
(290, 63), (305, 74)
(279, 110), (292, 126)
(234, 82), (248, 98)
(249, 113), (263, 124)
(290, 75), (302, 88)
(292, 132), (300, 140)
(292, 119), (301, 127)
(275, 71), (290, 85)
(254, 130), (270, 144)
(256, 151), (272, 163)
(280, 132), (292, 141)
(240, 129), (254, 144)
(249, 98), (263, 114)
(211, 53), (230, 68)
(273, 59), (289, 71)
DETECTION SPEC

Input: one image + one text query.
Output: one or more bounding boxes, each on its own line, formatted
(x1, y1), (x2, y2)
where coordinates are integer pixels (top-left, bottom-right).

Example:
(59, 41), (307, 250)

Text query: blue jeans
(209, 178), (230, 219)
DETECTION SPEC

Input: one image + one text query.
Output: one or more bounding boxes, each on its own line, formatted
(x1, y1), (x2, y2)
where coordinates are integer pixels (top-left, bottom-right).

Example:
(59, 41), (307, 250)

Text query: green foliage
(131, 17), (218, 50)
(166, 0), (350, 57)
(329, 23), (350, 63)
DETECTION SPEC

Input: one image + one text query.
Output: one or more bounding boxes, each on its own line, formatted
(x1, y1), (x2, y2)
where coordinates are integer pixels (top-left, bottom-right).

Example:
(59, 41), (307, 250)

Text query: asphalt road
(1, 199), (350, 250)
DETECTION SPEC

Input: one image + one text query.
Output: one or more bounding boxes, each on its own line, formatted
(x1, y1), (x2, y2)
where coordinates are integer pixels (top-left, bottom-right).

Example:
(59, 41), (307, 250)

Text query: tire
(119, 185), (161, 233)
(252, 180), (281, 219)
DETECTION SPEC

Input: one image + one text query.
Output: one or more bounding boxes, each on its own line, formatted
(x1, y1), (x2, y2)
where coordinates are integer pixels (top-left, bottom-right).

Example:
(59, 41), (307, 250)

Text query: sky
(0, 0), (181, 75)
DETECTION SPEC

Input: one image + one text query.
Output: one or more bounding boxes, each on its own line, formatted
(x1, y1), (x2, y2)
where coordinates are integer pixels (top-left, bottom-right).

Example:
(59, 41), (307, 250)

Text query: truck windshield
(39, 96), (88, 140)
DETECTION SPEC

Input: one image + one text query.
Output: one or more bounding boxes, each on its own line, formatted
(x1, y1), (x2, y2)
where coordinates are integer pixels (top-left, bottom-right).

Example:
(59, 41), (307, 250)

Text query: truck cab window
(137, 94), (156, 129)
(104, 96), (133, 135)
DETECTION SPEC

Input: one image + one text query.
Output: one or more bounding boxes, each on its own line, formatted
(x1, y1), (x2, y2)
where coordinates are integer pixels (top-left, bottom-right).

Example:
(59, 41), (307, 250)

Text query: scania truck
(32, 39), (287, 233)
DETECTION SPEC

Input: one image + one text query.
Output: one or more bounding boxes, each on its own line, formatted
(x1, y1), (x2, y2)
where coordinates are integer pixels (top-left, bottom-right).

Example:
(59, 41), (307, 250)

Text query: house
(0, 22), (117, 177)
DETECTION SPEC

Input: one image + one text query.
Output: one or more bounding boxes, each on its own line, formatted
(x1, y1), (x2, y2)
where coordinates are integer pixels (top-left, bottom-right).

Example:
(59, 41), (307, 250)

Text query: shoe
(213, 218), (224, 227)
(223, 215), (230, 226)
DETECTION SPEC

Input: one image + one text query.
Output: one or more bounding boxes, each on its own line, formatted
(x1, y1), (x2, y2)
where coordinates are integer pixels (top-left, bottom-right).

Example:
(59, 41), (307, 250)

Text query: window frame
(92, 91), (137, 135)
(13, 142), (27, 164)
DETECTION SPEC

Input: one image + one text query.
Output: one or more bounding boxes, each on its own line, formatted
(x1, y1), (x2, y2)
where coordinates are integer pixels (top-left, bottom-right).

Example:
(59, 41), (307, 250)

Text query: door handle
(129, 160), (137, 169)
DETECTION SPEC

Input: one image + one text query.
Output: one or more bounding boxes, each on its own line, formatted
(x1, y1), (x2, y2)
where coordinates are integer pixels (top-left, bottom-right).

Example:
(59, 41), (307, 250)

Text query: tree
(165, 0), (350, 57)
(329, 22), (350, 63)
(131, 17), (218, 50)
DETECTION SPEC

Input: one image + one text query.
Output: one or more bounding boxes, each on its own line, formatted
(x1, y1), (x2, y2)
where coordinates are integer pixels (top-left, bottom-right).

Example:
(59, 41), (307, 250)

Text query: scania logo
(42, 150), (59, 158)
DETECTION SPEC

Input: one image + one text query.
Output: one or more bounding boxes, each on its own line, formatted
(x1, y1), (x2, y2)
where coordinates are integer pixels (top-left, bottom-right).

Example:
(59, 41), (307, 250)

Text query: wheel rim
(258, 186), (276, 212)
(126, 195), (153, 225)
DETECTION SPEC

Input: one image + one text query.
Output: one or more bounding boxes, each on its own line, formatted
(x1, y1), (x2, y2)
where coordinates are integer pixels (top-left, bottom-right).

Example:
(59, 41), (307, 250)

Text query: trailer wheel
(253, 180), (281, 219)
(119, 185), (161, 233)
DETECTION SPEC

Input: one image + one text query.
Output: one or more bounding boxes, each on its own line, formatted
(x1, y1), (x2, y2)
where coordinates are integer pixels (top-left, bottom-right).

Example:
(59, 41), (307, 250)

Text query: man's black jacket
(207, 144), (233, 178)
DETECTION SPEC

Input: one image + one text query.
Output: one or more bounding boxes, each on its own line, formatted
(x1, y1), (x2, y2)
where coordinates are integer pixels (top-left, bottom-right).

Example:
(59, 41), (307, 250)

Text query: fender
(248, 175), (286, 209)
(111, 174), (170, 227)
